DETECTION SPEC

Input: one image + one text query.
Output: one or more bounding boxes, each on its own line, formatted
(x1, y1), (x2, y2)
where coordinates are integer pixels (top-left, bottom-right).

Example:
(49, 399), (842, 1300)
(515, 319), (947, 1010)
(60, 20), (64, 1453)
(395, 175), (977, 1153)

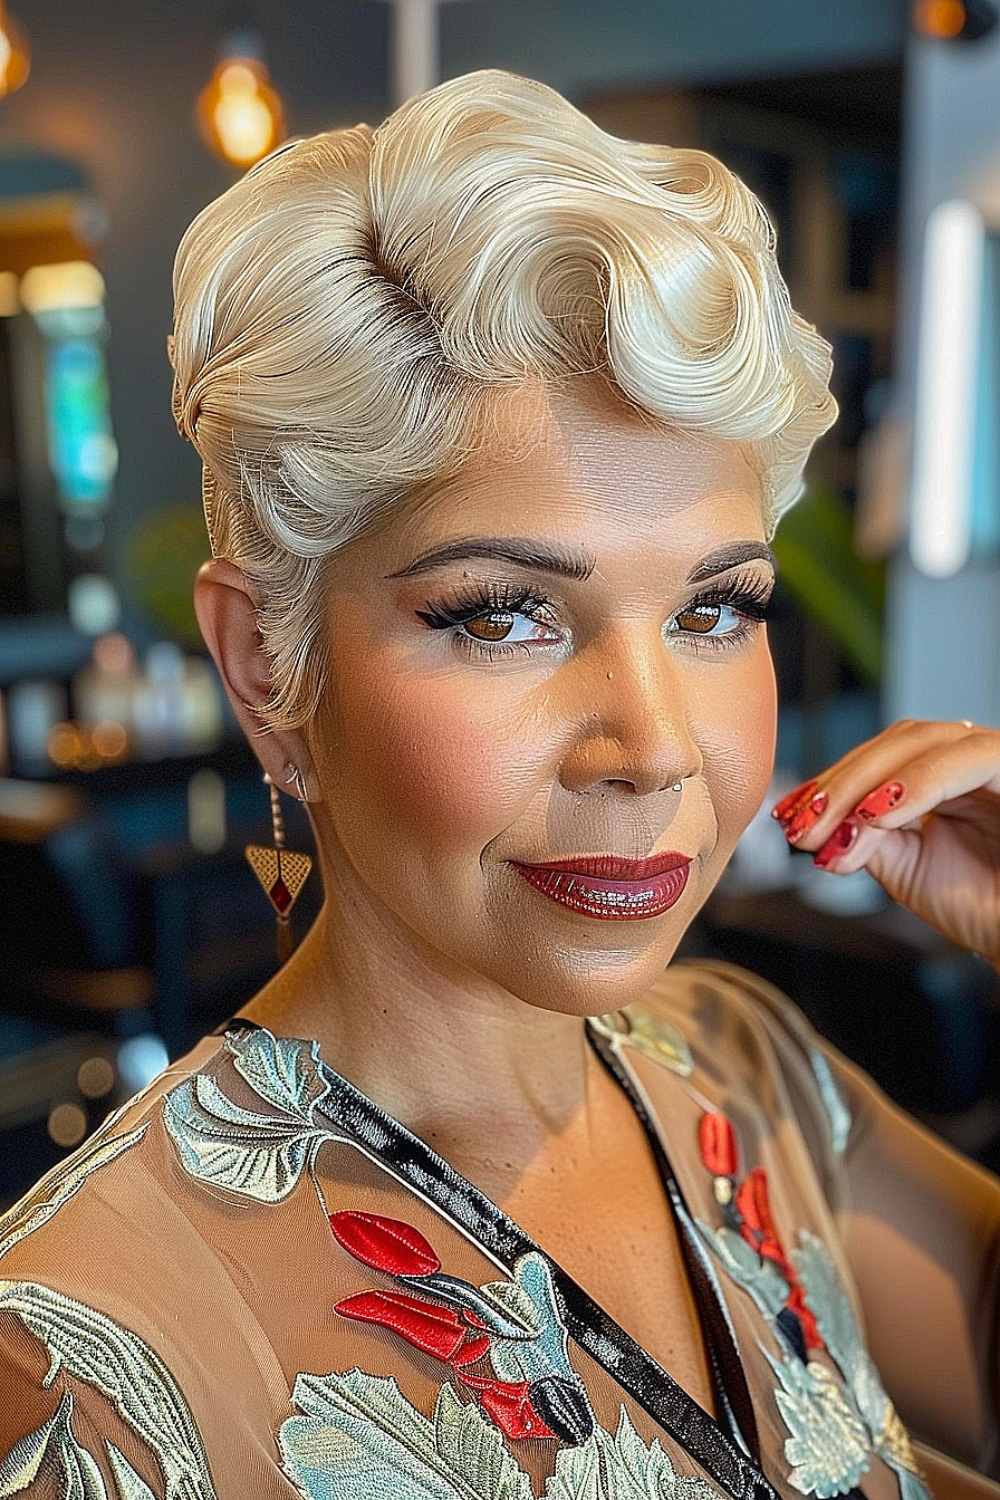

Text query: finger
(810, 818), (879, 873)
(811, 820), (915, 879)
(774, 720), (932, 839)
(779, 721), (994, 850)
(847, 729), (1000, 832)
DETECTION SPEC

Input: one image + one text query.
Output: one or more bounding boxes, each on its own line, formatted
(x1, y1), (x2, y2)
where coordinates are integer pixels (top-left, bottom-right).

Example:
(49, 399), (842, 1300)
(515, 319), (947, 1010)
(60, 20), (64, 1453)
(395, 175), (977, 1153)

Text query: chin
(481, 851), (730, 1017)
(486, 923), (691, 1020)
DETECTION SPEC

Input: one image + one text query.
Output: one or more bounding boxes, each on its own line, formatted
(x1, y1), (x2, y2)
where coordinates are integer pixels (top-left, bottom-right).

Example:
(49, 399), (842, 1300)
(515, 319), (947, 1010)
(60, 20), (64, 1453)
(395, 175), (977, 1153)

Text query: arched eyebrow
(388, 538), (596, 581)
(686, 542), (775, 583)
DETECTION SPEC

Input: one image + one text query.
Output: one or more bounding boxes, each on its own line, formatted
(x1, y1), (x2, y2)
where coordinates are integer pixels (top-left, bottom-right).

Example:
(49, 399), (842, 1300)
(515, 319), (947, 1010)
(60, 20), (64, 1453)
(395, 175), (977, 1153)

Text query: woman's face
(307, 382), (776, 1017)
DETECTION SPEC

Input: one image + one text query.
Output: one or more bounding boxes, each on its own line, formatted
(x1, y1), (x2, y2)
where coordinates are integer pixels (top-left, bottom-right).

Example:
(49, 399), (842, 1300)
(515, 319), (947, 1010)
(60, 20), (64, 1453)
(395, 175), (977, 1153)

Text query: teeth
(575, 886), (656, 908)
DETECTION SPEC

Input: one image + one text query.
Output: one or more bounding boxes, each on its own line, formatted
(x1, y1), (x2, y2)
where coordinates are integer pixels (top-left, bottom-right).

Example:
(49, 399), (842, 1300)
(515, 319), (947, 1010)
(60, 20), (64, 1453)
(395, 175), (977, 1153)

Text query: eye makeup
(414, 563), (775, 661)
(416, 580), (556, 634)
(667, 566), (775, 649)
(416, 580), (561, 660)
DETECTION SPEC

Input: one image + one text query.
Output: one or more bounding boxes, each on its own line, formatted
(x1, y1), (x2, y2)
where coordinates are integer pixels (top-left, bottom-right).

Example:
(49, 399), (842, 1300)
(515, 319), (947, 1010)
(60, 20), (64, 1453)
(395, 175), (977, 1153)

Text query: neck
(240, 896), (596, 1170)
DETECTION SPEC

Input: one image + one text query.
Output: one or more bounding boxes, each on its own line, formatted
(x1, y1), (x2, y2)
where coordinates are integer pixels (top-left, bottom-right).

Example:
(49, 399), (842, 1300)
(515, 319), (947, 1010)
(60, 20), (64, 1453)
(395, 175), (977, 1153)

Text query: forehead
(391, 379), (767, 567)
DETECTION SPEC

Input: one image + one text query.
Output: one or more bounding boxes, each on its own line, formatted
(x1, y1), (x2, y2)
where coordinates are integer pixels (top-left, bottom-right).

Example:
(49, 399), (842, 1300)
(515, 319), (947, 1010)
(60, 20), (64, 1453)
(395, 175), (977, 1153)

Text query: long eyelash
(416, 581), (553, 631)
(687, 568), (775, 622)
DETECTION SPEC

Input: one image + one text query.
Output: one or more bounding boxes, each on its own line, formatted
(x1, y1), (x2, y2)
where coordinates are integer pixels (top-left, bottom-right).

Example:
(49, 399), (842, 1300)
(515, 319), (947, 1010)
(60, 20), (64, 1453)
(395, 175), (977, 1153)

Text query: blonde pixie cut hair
(170, 69), (836, 730)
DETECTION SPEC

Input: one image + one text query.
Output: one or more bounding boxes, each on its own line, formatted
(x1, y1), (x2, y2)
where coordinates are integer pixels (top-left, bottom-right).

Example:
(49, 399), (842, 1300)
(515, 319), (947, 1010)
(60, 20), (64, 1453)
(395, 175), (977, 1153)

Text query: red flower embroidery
(735, 1169), (786, 1267)
(330, 1210), (442, 1277)
(699, 1120), (825, 1354)
(329, 1210), (559, 1442)
(734, 1169), (822, 1350)
(335, 1288), (488, 1364)
(699, 1112), (739, 1178)
(458, 1372), (555, 1440)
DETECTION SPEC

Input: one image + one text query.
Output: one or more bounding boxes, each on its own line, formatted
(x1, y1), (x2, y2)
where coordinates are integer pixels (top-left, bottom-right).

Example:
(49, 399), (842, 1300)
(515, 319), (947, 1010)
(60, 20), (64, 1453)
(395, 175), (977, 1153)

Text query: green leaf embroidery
(106, 1445), (159, 1500)
(545, 1410), (710, 1500)
(280, 1368), (725, 1500)
(0, 1125), (148, 1263)
(0, 1393), (108, 1500)
(764, 1350), (870, 1499)
(279, 1368), (533, 1500)
(792, 1236), (930, 1497)
(0, 1281), (216, 1499)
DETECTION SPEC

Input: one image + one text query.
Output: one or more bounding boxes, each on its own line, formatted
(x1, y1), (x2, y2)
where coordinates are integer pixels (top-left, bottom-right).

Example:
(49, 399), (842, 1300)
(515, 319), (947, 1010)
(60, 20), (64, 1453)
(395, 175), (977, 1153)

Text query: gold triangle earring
(245, 768), (313, 962)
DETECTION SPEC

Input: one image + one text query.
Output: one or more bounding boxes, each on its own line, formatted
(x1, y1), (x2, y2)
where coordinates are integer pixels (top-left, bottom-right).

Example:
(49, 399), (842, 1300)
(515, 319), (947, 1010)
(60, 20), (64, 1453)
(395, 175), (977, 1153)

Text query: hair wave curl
(170, 69), (836, 729)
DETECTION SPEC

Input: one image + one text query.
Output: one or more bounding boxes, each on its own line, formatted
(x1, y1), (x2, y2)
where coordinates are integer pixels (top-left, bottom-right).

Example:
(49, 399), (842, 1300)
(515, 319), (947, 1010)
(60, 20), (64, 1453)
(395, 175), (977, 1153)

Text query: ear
(194, 559), (319, 801)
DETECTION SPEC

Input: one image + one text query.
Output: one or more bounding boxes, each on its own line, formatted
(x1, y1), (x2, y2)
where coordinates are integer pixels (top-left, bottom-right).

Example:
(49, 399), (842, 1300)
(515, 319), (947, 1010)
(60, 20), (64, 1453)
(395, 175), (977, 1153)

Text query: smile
(511, 852), (692, 921)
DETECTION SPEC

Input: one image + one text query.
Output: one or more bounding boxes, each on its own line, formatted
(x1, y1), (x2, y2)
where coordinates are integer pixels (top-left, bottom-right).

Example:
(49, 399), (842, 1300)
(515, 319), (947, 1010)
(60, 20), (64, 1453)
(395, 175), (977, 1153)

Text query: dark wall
(0, 0), (906, 594)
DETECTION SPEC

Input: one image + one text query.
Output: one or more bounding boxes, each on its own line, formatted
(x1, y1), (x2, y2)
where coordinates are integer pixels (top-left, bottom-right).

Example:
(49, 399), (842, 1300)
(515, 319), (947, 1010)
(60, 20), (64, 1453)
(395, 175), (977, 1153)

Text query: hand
(771, 720), (1000, 967)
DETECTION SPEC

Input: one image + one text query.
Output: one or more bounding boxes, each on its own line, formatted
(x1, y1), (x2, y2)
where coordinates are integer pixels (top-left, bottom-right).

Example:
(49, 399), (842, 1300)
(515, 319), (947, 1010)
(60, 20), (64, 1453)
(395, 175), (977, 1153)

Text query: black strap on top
(250, 1025), (784, 1500)
(584, 1022), (762, 1466)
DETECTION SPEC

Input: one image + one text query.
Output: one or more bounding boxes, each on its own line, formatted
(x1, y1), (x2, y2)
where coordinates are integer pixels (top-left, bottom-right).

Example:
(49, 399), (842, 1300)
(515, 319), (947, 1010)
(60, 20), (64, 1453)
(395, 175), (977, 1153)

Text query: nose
(558, 627), (703, 797)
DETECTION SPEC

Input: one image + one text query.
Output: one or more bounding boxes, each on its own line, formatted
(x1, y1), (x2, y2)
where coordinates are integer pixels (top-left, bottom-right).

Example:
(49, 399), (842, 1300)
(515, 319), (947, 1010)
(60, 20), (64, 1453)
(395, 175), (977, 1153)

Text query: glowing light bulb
(914, 0), (967, 37)
(0, 3), (29, 99)
(196, 43), (286, 168)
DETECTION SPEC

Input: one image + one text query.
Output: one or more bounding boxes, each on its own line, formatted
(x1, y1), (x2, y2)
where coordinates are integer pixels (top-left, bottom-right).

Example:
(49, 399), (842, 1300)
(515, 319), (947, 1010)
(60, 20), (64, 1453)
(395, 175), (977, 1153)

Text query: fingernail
(785, 791), (829, 842)
(771, 779), (817, 824)
(813, 820), (859, 868)
(855, 780), (905, 822)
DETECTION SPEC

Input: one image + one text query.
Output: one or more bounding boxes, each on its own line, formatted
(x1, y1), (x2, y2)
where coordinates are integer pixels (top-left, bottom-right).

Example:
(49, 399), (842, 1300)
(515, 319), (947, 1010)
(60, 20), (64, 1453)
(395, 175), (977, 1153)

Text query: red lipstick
(511, 851), (692, 921)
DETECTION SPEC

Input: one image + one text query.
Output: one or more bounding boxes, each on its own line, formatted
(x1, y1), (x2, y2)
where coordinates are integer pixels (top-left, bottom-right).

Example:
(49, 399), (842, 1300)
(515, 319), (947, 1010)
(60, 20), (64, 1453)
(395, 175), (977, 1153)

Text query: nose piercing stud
(671, 782), (682, 793)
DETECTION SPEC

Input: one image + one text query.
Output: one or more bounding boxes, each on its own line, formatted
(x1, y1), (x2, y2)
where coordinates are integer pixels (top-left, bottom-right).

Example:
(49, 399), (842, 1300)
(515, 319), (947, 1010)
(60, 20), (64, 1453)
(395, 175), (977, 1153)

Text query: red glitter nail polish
(855, 780), (905, 822)
(771, 779), (817, 823)
(785, 790), (829, 842)
(813, 820), (859, 868)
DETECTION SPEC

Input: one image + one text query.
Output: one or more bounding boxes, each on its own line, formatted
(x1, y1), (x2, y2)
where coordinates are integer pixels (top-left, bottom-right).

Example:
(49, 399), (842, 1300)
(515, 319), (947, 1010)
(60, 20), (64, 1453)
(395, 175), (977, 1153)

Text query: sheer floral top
(1, 960), (998, 1500)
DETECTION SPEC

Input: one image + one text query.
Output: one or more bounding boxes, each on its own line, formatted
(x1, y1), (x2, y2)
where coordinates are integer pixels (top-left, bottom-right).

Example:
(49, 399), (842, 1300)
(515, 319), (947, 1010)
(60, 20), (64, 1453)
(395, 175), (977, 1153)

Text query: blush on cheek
(341, 678), (542, 839)
(699, 653), (777, 845)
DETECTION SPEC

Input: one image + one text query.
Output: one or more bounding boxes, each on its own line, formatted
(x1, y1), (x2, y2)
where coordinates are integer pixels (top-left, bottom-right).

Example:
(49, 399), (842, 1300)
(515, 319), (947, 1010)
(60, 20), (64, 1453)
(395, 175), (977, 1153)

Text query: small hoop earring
(284, 762), (309, 803)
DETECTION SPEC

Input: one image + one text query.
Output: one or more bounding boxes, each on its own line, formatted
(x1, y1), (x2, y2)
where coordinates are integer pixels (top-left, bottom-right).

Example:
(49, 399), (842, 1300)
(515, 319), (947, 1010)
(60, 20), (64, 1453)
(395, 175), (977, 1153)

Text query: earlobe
(193, 559), (318, 798)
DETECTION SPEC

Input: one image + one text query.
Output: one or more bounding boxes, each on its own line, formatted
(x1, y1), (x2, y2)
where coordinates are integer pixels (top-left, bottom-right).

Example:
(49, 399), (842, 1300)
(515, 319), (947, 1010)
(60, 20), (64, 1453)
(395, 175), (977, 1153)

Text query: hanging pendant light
(0, 1), (30, 99)
(196, 26), (286, 169)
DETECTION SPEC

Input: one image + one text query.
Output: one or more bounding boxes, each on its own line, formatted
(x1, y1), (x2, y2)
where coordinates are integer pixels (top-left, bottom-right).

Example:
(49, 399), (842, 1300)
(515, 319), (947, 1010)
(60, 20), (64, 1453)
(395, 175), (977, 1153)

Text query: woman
(1, 69), (998, 1500)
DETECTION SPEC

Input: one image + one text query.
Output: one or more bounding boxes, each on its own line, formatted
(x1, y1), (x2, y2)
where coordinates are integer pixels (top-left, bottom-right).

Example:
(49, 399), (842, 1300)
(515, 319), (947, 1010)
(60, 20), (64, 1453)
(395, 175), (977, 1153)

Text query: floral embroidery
(0, 1280), (216, 1499)
(697, 1114), (820, 1358)
(278, 1366), (719, 1500)
(161, 1031), (734, 1498)
(694, 1119), (930, 1500)
(331, 1211), (594, 1446)
(163, 1028), (334, 1204)
(0, 1123), (148, 1264)
(0, 1389), (160, 1500)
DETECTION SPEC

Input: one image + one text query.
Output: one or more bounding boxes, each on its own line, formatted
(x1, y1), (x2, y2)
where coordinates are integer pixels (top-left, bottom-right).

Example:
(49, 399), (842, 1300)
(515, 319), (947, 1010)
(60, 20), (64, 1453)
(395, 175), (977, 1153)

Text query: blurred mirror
(0, 151), (115, 630)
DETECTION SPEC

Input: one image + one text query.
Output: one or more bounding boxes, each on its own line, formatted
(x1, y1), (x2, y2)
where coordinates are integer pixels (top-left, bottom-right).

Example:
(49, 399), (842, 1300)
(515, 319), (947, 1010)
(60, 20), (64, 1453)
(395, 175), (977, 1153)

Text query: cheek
(698, 645), (777, 835)
(324, 664), (548, 844)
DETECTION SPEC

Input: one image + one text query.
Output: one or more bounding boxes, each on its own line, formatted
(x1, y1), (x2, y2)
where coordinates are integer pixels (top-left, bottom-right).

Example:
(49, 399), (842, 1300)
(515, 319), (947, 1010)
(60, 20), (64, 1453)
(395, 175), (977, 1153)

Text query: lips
(511, 851), (692, 921)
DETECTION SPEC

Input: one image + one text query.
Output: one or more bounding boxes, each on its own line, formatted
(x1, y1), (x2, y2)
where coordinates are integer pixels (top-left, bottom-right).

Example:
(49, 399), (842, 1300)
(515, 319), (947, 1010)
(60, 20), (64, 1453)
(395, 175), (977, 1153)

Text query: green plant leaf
(772, 489), (884, 686)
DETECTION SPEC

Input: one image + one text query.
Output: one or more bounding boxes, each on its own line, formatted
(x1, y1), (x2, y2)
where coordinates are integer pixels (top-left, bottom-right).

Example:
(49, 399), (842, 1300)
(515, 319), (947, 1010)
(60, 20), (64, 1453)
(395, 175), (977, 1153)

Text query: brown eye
(673, 603), (723, 635)
(465, 611), (515, 642)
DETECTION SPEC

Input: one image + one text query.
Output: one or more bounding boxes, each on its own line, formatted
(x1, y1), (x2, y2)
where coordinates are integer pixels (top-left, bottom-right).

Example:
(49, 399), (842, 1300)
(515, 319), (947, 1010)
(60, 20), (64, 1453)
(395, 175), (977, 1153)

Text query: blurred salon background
(0, 0), (998, 1202)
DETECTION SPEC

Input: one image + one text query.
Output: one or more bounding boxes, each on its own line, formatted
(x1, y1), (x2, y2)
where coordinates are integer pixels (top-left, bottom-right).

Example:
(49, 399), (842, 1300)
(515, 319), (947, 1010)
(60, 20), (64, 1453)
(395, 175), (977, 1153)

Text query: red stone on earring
(245, 846), (312, 916)
(246, 772), (313, 960)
